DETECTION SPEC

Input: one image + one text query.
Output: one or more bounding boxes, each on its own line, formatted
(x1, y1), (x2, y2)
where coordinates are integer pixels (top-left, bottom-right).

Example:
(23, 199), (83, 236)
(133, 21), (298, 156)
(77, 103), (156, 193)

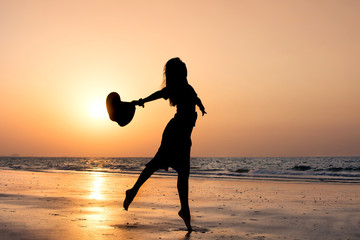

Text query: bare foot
(123, 189), (136, 211)
(178, 210), (192, 232)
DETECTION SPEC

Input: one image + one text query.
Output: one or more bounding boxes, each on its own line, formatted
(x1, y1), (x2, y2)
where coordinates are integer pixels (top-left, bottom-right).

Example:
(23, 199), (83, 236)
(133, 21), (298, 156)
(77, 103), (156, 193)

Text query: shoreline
(1, 167), (360, 184)
(1, 169), (360, 239)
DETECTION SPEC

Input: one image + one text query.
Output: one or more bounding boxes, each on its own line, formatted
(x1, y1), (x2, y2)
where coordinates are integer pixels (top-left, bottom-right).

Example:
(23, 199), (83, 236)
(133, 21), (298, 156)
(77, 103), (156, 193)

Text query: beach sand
(0, 170), (359, 240)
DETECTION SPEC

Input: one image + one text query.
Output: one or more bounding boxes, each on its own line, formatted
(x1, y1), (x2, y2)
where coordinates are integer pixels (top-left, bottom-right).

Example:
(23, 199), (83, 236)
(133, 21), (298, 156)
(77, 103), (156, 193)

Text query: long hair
(162, 57), (188, 106)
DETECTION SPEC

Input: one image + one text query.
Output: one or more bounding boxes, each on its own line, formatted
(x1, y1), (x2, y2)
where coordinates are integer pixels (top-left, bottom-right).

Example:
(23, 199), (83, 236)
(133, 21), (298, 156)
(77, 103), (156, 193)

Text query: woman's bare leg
(123, 166), (157, 210)
(177, 172), (192, 232)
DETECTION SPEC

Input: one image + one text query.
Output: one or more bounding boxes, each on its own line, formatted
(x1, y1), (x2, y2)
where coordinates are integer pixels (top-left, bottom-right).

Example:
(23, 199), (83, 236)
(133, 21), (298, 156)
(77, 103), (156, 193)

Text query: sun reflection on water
(89, 172), (104, 200)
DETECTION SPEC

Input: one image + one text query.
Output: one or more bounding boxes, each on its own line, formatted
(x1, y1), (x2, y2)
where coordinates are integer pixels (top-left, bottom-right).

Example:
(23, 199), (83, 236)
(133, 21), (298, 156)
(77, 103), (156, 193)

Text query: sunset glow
(89, 100), (108, 120)
(0, 1), (359, 157)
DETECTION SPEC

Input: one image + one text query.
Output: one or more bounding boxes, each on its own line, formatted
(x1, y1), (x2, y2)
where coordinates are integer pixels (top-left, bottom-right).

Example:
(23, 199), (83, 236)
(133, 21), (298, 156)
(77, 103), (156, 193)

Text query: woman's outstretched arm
(133, 90), (163, 107)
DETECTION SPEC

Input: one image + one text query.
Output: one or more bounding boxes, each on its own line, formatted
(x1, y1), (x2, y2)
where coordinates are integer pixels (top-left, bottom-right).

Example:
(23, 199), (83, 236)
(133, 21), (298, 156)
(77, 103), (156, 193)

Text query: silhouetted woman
(123, 57), (206, 232)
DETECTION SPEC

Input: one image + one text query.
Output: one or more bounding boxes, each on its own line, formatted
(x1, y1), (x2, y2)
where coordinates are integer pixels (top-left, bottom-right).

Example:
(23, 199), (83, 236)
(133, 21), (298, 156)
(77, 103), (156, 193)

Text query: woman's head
(163, 57), (188, 89)
(162, 58), (188, 106)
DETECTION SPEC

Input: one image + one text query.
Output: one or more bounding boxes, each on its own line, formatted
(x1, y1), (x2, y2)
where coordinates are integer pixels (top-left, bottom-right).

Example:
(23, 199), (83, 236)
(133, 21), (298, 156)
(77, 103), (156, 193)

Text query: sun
(89, 100), (108, 119)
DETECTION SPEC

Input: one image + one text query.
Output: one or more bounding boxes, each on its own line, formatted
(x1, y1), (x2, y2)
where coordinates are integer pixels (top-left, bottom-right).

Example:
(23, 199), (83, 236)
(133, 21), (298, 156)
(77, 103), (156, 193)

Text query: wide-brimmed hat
(106, 92), (135, 127)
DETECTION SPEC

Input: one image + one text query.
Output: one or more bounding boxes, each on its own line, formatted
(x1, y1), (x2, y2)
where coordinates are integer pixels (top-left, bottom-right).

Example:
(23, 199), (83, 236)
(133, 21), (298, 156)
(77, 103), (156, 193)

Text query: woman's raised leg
(123, 166), (157, 210)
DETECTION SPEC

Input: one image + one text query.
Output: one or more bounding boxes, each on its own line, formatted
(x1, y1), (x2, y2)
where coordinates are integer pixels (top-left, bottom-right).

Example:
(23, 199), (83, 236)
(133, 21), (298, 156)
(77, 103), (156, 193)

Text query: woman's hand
(200, 107), (207, 116)
(132, 98), (145, 108)
(196, 97), (206, 116)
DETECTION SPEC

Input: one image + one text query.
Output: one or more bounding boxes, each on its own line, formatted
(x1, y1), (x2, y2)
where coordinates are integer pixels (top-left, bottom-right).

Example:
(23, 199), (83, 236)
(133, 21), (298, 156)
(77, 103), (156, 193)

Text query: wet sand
(0, 169), (359, 240)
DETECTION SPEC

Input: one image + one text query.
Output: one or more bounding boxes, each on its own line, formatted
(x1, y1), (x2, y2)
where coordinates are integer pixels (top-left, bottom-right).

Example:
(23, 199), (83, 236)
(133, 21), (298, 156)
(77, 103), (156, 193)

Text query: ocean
(0, 156), (359, 183)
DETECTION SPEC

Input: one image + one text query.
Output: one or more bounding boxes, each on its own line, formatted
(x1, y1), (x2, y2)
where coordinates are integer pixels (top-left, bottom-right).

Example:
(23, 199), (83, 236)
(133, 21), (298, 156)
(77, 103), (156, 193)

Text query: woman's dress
(145, 84), (198, 174)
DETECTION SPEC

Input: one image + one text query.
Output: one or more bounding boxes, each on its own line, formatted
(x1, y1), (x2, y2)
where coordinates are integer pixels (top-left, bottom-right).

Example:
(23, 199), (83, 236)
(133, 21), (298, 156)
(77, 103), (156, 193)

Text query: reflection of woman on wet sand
(123, 57), (206, 232)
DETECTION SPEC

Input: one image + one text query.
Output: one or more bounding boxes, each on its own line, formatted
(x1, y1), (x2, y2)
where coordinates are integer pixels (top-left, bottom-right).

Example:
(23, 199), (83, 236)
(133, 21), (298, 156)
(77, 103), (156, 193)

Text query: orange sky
(1, 1), (359, 157)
